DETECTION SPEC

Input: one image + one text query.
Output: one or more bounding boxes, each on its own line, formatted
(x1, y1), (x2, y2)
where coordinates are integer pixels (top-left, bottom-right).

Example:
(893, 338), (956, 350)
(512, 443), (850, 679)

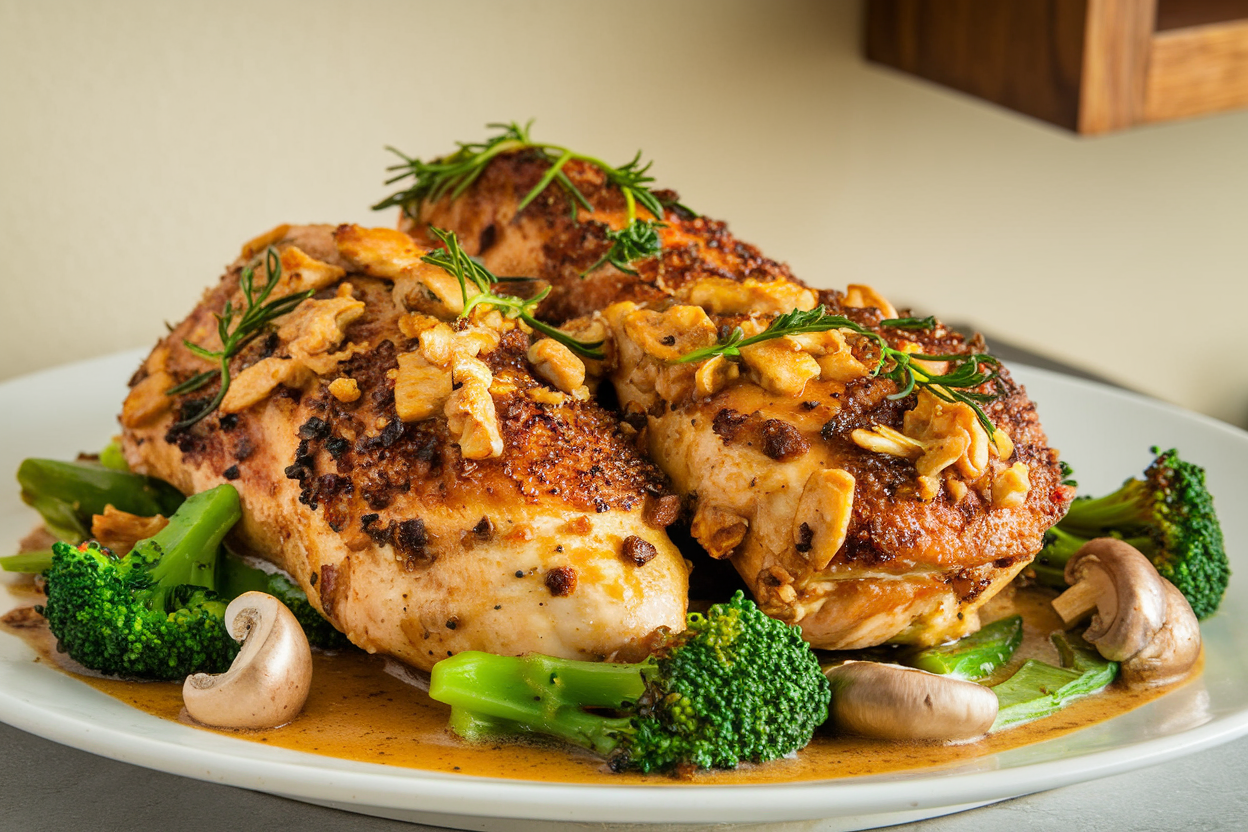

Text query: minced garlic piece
(842, 284), (898, 319)
(220, 284), (365, 414)
(394, 351), (452, 422)
(278, 247), (346, 295)
(328, 377), (361, 403)
(445, 353), (503, 459)
(791, 329), (869, 383)
(793, 469), (856, 571)
(332, 225), (464, 317)
(694, 354), (740, 398)
(622, 304), (718, 361)
(120, 346), (175, 429)
(683, 276), (817, 316)
(690, 503), (749, 559)
(991, 462), (1031, 508)
(851, 388), (1012, 503)
(240, 224), (291, 259)
(739, 336), (821, 397)
(527, 338), (586, 394)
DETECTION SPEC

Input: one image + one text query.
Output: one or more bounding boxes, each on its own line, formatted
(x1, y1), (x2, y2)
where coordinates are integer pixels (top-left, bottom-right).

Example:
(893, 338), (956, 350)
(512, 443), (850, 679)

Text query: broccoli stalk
(1033, 447), (1228, 619)
(218, 554), (352, 650)
(38, 484), (242, 680)
(429, 591), (831, 773)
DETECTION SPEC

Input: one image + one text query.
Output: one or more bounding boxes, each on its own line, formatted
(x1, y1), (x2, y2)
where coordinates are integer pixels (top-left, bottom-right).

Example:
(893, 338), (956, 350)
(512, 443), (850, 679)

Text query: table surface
(4, 341), (1245, 832)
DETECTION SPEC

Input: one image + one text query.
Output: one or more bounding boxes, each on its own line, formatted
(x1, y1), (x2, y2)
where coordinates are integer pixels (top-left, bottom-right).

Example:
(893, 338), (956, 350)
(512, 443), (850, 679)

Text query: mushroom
(825, 661), (999, 741)
(1050, 537), (1201, 688)
(183, 591), (313, 729)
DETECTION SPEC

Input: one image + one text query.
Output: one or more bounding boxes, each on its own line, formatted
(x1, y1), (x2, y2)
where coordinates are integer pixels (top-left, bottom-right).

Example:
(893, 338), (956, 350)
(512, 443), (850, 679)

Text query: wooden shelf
(866, 0), (1248, 134)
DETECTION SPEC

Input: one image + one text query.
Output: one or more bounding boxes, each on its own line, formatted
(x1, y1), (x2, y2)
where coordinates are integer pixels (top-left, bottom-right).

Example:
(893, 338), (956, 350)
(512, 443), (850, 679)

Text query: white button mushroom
(825, 661), (999, 742)
(1051, 538), (1201, 688)
(183, 591), (313, 729)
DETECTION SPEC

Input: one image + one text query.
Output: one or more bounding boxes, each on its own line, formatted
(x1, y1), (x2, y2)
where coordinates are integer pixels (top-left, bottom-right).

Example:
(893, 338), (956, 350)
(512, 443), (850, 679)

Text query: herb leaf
(376, 121), (689, 275)
(581, 219), (665, 277)
(421, 227), (604, 361)
(168, 248), (315, 430)
(671, 305), (1003, 434)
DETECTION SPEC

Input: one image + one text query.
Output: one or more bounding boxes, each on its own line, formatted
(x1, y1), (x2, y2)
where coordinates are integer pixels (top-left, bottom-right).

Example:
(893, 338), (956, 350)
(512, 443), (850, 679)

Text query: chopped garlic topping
(793, 468), (856, 571)
(851, 388), (1015, 503)
(278, 247), (346, 295)
(120, 346), (175, 428)
(240, 224), (291, 260)
(683, 276), (817, 316)
(791, 329), (869, 383)
(328, 377), (361, 403)
(527, 338), (586, 394)
(739, 336), (821, 397)
(220, 284), (365, 414)
(622, 304), (718, 361)
(445, 352), (503, 459)
(694, 354), (740, 398)
(842, 284), (898, 319)
(690, 503), (749, 559)
(332, 225), (464, 318)
(394, 351), (452, 422)
(991, 462), (1031, 508)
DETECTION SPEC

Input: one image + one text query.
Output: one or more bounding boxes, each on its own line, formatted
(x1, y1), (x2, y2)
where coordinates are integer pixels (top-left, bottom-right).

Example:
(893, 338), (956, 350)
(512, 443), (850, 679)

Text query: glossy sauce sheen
(1, 585), (1188, 784)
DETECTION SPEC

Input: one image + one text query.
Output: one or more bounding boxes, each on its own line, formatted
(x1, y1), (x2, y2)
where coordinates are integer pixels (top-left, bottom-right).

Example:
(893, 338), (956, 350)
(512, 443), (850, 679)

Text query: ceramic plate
(2, 350), (1247, 831)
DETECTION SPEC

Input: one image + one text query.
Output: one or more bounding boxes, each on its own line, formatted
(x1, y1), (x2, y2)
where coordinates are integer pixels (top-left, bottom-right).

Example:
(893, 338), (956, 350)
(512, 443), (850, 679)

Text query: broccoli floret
(37, 484), (242, 680)
(1033, 447), (1228, 619)
(218, 554), (352, 651)
(428, 591), (830, 773)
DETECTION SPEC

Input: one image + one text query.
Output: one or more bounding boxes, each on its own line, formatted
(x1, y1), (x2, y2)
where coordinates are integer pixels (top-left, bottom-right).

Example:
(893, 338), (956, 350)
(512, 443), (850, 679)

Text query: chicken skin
(402, 151), (1074, 648)
(119, 224), (688, 671)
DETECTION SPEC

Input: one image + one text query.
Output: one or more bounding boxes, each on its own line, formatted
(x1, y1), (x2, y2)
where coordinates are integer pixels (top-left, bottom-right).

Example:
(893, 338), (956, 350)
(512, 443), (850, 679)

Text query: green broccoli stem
(908, 615), (1023, 679)
(134, 484), (240, 613)
(1032, 525), (1154, 589)
(17, 458), (185, 541)
(0, 549), (54, 574)
(430, 651), (646, 756)
(1058, 480), (1152, 535)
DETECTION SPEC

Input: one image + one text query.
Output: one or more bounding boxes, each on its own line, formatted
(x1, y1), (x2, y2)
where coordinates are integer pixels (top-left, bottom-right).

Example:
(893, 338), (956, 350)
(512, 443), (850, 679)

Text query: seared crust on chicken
(120, 224), (688, 671)
(407, 153), (1074, 649)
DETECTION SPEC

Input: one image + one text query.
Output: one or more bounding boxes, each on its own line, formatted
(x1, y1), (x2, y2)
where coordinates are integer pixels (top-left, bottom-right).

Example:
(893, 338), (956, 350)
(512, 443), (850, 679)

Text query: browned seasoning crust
(120, 224), (689, 671)
(405, 151), (1074, 649)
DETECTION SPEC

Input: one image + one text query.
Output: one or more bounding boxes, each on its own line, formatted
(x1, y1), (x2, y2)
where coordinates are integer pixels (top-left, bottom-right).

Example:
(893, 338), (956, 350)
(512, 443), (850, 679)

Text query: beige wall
(3, 0), (1247, 427)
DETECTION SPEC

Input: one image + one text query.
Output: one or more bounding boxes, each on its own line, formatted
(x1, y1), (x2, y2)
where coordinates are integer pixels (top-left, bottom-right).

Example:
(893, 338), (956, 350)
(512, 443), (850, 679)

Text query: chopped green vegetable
(1034, 447), (1228, 619)
(17, 457), (185, 541)
(429, 591), (830, 773)
(990, 631), (1118, 731)
(218, 553), (351, 651)
(909, 615), (1023, 680)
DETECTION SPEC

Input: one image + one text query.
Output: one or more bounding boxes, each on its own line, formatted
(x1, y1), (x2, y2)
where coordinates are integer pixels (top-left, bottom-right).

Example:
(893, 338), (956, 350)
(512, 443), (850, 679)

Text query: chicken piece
(406, 153), (1074, 649)
(120, 224), (688, 671)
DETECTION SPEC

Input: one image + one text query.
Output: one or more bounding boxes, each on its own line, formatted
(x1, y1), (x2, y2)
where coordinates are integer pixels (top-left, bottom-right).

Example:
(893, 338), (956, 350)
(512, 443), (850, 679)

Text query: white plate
(2, 350), (1247, 832)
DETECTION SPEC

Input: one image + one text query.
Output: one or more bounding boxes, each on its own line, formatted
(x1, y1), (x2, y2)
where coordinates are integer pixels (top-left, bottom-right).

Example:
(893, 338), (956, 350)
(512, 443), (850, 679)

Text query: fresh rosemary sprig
(672, 306), (1002, 434)
(581, 218), (664, 277)
(167, 249), (314, 430)
(422, 226), (604, 361)
(375, 121), (686, 276)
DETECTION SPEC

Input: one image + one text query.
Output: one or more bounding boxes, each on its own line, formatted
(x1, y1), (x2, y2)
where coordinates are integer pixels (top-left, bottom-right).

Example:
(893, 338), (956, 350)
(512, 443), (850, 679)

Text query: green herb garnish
(167, 249), (314, 430)
(672, 306), (1002, 434)
(375, 121), (687, 276)
(422, 226), (604, 360)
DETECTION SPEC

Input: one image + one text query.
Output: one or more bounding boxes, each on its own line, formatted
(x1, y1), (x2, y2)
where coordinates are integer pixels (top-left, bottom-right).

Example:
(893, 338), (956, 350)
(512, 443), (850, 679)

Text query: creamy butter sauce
(0, 584), (1191, 785)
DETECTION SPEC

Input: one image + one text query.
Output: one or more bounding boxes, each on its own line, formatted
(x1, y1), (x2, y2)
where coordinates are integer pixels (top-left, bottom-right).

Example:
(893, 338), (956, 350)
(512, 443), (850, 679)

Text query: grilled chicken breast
(120, 223), (688, 671)
(405, 152), (1074, 648)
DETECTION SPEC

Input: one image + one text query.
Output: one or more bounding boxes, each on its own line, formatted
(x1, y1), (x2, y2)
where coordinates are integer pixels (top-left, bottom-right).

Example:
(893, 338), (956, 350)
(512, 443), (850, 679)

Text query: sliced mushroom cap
(183, 591), (313, 729)
(825, 661), (999, 742)
(1052, 538), (1201, 688)
(1053, 538), (1168, 661)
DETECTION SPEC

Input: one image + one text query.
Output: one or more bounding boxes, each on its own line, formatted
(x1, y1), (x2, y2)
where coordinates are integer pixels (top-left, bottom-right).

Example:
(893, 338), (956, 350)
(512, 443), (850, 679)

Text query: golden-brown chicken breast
(403, 151), (1074, 648)
(120, 224), (688, 671)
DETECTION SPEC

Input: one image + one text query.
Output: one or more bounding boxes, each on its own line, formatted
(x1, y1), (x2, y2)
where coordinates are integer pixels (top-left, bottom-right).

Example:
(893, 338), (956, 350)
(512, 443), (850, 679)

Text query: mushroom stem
(1051, 578), (1100, 626)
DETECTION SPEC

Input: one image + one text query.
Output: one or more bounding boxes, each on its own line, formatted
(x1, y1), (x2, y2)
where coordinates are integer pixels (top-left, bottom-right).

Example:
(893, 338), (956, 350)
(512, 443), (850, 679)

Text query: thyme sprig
(167, 249), (314, 430)
(672, 306), (1002, 434)
(422, 226), (604, 360)
(375, 121), (686, 276)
